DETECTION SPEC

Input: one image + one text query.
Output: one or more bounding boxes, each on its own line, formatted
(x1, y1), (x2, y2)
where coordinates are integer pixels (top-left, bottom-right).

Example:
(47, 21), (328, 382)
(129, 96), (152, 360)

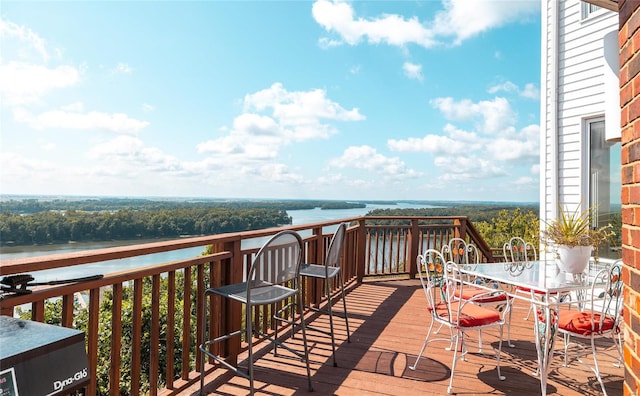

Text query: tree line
(0, 197), (365, 214)
(0, 208), (291, 246)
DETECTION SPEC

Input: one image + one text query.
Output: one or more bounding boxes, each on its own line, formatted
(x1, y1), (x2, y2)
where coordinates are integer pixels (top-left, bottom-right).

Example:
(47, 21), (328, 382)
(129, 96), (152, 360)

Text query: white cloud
(0, 19), (50, 62)
(318, 37), (343, 49)
(0, 152), (52, 177)
(389, 123), (483, 155)
(431, 96), (516, 134)
(312, 0), (538, 48)
(531, 163), (540, 175)
(389, 95), (539, 183)
(488, 80), (539, 100)
(37, 139), (56, 151)
(13, 106), (150, 134)
(111, 62), (133, 74)
(520, 83), (540, 99)
(88, 136), (187, 175)
(244, 82), (364, 128)
(142, 103), (154, 112)
(431, 0), (539, 45)
(514, 176), (535, 185)
(0, 18), (80, 105)
(328, 145), (420, 179)
(488, 81), (518, 94)
(434, 155), (508, 180)
(258, 163), (304, 183)
(403, 62), (423, 81)
(0, 62), (81, 105)
(198, 83), (365, 169)
(388, 134), (456, 154)
(312, 0), (437, 48)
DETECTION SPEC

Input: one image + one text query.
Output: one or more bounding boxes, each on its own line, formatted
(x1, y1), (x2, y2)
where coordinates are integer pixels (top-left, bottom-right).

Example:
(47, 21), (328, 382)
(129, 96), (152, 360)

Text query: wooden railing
(0, 216), (488, 395)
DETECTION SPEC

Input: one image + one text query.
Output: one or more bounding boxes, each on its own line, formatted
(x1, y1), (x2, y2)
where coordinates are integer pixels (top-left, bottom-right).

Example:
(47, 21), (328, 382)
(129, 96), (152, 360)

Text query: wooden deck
(181, 279), (623, 396)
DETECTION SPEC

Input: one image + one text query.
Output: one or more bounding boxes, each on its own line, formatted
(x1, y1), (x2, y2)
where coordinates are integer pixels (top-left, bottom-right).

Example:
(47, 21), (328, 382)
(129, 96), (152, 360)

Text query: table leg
(531, 292), (557, 396)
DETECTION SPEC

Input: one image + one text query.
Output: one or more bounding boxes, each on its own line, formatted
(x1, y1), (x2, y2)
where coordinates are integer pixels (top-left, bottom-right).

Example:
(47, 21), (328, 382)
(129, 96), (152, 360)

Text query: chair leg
(563, 333), (570, 367)
(297, 291), (314, 392)
(339, 271), (351, 343)
(409, 320), (435, 370)
(524, 304), (533, 320)
(477, 329), (483, 353)
(246, 308), (255, 395)
(496, 324), (505, 381)
(506, 300), (514, 347)
(614, 331), (624, 368)
(325, 279), (338, 367)
(590, 337), (608, 396)
(448, 331), (462, 394)
(444, 327), (455, 351)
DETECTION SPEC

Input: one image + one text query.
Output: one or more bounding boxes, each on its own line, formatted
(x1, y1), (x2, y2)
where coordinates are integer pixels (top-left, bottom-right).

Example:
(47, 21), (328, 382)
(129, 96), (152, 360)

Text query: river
(0, 202), (432, 282)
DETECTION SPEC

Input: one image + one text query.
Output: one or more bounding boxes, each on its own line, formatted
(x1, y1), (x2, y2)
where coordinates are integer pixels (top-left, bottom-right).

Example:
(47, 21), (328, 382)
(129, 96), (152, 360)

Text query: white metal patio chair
(298, 223), (351, 367)
(443, 238), (511, 350)
(503, 236), (540, 321)
(409, 249), (506, 394)
(198, 230), (313, 395)
(555, 261), (623, 396)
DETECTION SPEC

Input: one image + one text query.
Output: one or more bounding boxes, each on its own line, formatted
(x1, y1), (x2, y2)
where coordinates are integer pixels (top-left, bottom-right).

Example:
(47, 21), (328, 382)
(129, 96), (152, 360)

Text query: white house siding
(540, 0), (617, 225)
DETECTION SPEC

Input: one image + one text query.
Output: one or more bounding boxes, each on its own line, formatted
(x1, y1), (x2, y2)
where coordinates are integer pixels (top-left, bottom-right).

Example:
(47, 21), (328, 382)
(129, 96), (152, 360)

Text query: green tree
(474, 208), (540, 249)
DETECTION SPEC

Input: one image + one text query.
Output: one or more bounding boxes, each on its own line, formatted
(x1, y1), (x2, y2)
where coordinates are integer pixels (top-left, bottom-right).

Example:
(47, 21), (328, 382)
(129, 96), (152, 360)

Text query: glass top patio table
(461, 260), (602, 297)
(459, 260), (604, 396)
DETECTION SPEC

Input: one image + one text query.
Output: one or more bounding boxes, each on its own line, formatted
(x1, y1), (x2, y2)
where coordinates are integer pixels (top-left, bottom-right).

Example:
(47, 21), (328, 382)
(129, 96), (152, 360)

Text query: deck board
(181, 279), (624, 395)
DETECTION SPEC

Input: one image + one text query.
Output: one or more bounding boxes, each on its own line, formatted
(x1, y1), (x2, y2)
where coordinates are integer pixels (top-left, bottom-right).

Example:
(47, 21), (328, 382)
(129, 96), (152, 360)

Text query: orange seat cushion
(455, 286), (508, 303)
(433, 301), (501, 327)
(557, 310), (615, 336)
(516, 286), (546, 295)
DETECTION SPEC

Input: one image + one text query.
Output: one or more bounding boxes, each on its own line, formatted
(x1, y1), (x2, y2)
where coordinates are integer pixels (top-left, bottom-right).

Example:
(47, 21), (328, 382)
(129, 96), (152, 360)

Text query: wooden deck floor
(181, 279), (624, 396)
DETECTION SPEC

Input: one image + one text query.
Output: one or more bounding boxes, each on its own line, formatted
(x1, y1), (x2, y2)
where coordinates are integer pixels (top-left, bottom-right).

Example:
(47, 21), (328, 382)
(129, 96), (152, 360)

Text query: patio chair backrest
(503, 237), (537, 262)
(325, 223), (347, 269)
(417, 249), (453, 316)
(442, 238), (479, 270)
(247, 230), (303, 298)
(588, 261), (624, 329)
(417, 249), (477, 328)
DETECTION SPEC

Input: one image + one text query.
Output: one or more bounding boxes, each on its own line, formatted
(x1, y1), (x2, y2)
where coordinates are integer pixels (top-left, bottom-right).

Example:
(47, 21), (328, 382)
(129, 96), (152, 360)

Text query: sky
(0, 0), (542, 202)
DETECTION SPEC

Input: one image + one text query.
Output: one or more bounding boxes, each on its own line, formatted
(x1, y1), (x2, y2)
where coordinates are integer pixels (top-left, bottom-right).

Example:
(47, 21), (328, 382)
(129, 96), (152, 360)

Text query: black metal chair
(198, 230), (313, 394)
(299, 223), (351, 367)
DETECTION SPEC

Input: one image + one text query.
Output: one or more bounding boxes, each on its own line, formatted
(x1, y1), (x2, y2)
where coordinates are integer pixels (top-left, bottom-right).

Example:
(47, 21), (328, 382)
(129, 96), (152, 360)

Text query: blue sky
(0, 0), (541, 202)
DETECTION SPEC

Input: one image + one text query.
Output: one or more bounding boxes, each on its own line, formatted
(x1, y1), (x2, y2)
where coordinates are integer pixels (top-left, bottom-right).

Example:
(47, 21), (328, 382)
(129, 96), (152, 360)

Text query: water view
(1, 202), (432, 282)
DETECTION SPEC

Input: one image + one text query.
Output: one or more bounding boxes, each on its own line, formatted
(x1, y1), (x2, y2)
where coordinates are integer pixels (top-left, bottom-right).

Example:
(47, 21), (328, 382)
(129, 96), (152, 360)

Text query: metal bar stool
(199, 230), (313, 394)
(299, 223), (351, 367)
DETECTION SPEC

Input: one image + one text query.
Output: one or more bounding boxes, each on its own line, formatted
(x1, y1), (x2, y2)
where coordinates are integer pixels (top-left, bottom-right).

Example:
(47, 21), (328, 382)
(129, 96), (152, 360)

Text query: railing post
(356, 219), (367, 283)
(228, 239), (243, 365)
(456, 218), (466, 240)
(209, 239), (242, 366)
(409, 219), (420, 279)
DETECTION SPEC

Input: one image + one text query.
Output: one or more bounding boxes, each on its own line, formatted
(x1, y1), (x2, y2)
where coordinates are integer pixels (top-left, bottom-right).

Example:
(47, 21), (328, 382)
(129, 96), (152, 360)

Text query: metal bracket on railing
(0, 274), (104, 300)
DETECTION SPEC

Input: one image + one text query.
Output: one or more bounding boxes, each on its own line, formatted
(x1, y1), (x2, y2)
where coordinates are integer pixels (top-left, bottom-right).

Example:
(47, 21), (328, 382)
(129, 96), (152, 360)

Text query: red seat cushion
(455, 285), (508, 303)
(433, 301), (502, 327)
(557, 310), (616, 336)
(516, 286), (546, 295)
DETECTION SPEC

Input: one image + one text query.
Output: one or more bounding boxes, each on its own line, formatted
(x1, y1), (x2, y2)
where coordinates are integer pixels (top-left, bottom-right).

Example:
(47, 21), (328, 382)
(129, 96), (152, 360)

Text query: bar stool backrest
(325, 223), (347, 269)
(247, 230), (303, 296)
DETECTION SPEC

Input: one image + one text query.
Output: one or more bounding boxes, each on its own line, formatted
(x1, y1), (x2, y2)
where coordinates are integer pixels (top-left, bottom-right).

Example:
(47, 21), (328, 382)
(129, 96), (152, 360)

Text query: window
(581, 2), (601, 19)
(588, 119), (621, 259)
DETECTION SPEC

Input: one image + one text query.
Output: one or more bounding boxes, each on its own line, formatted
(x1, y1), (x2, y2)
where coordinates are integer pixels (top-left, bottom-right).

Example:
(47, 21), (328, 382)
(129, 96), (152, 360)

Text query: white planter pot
(556, 245), (592, 274)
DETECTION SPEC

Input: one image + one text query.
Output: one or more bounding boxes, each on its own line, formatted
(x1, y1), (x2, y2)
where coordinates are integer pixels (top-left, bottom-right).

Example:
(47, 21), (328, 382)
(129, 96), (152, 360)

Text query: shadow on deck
(182, 279), (623, 395)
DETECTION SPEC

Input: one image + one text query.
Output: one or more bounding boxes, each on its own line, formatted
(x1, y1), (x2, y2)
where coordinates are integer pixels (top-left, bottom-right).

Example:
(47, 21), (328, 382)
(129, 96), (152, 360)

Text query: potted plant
(541, 205), (614, 273)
